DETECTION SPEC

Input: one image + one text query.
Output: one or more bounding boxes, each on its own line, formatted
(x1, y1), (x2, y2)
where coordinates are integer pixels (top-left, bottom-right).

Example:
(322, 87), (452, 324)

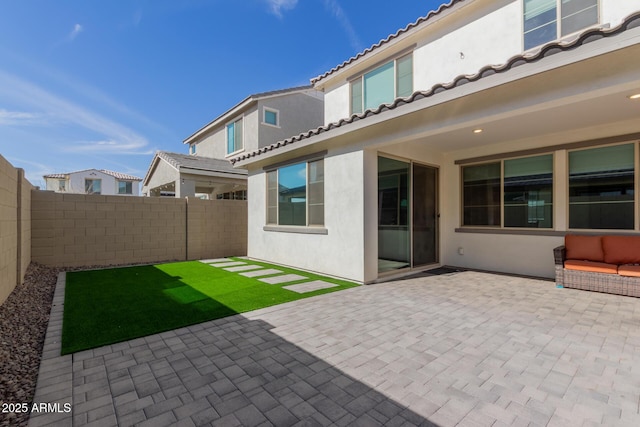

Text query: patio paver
(199, 258), (232, 264)
(207, 261), (246, 268)
(222, 265), (264, 272)
(283, 280), (339, 293)
(259, 273), (307, 284)
(239, 268), (282, 278)
(30, 271), (640, 426)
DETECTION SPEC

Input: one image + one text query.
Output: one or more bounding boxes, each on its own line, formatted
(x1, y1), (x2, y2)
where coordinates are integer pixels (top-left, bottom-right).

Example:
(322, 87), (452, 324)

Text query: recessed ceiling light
(629, 93), (640, 100)
(473, 128), (483, 134)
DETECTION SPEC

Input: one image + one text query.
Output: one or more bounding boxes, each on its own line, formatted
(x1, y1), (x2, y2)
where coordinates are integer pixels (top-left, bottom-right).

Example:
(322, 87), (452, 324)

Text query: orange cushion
(564, 260), (618, 274)
(565, 235), (604, 262)
(618, 265), (640, 277)
(602, 236), (640, 265)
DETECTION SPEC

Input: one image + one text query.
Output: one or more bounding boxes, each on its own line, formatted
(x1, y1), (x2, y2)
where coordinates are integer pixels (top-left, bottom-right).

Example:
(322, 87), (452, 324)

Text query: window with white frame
(263, 108), (279, 127)
(85, 179), (101, 194)
(523, 0), (598, 50)
(58, 179), (66, 191)
(189, 144), (196, 155)
(118, 181), (133, 195)
(462, 154), (553, 228)
(226, 118), (243, 154)
(266, 159), (324, 226)
(350, 53), (413, 115)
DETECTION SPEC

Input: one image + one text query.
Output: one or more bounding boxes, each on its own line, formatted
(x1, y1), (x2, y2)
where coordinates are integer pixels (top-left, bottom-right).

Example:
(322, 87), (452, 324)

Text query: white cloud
(68, 24), (83, 41)
(265, 0), (298, 18)
(323, 0), (363, 53)
(0, 69), (152, 155)
(0, 109), (46, 126)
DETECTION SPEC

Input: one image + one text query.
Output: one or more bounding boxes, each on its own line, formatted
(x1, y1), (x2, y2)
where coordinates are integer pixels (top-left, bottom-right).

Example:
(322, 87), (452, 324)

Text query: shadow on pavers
(45, 314), (441, 426)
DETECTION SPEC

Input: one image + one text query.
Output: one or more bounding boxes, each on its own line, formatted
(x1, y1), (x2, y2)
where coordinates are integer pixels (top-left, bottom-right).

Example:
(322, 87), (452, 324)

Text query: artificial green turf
(61, 259), (358, 354)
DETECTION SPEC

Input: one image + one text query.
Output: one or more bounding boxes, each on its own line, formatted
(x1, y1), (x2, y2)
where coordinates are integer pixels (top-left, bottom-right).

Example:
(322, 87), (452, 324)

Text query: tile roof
(43, 169), (142, 181)
(157, 151), (247, 175)
(311, 0), (466, 85)
(100, 170), (143, 181)
(231, 11), (640, 166)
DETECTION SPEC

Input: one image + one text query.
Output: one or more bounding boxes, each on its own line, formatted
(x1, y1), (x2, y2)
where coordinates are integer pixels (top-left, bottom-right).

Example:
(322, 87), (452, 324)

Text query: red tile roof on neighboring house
(43, 169), (142, 181)
(310, 0), (467, 85)
(99, 170), (142, 181)
(230, 11), (640, 165)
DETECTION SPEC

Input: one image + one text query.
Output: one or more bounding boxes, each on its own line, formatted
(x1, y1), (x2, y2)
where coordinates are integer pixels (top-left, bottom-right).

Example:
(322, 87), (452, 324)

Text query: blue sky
(0, 0), (444, 187)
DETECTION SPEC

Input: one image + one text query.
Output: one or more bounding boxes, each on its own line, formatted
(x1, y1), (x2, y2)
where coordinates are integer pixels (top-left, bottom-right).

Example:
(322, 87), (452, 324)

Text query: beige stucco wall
(0, 155), (34, 305)
(31, 192), (246, 268)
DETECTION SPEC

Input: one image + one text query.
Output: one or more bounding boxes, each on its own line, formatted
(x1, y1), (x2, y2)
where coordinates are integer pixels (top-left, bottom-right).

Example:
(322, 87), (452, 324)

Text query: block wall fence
(0, 155), (247, 305)
(0, 154), (34, 305)
(31, 192), (247, 268)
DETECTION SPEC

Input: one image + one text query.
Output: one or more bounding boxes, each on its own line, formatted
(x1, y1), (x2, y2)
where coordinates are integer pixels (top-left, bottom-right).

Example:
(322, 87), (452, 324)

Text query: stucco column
(363, 149), (379, 283)
(554, 150), (567, 231)
(176, 178), (195, 198)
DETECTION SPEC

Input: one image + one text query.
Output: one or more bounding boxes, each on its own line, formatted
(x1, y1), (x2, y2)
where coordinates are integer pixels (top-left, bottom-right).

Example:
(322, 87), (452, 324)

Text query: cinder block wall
(20, 168), (32, 280)
(31, 192), (247, 268)
(187, 198), (248, 260)
(0, 155), (33, 305)
(0, 155), (18, 304)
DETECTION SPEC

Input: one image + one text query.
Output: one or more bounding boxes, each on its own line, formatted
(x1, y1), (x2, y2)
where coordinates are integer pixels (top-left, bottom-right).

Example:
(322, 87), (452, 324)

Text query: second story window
(524, 0), (598, 50)
(350, 53), (413, 115)
(85, 179), (101, 195)
(263, 108), (279, 127)
(58, 180), (66, 192)
(118, 181), (133, 195)
(226, 118), (243, 154)
(189, 144), (196, 155)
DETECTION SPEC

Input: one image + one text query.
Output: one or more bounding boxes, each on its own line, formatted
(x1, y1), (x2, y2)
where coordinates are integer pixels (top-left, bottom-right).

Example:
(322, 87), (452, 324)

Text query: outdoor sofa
(554, 234), (640, 297)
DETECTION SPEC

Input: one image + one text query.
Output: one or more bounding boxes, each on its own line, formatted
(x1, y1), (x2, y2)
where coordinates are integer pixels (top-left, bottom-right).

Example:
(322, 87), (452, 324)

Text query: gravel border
(0, 263), (60, 427)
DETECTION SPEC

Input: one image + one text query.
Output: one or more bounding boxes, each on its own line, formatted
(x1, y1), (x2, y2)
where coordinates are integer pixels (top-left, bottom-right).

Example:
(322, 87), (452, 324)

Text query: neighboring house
(142, 151), (248, 198)
(143, 85), (324, 198)
(44, 169), (142, 196)
(230, 0), (640, 284)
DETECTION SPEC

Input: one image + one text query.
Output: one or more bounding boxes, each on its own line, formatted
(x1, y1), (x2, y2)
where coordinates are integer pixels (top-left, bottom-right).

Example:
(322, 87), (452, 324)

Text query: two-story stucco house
(44, 169), (142, 196)
(231, 0), (640, 284)
(142, 85), (324, 198)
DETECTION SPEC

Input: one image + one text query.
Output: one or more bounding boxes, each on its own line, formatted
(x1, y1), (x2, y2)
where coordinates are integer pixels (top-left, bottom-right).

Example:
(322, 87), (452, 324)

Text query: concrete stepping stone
(224, 265), (264, 272)
(208, 261), (246, 268)
(200, 258), (232, 264)
(240, 268), (282, 278)
(283, 280), (339, 293)
(259, 274), (307, 285)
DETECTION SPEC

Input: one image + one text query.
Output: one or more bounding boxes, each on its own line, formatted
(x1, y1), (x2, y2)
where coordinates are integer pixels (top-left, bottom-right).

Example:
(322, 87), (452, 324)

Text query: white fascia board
(180, 167), (247, 179)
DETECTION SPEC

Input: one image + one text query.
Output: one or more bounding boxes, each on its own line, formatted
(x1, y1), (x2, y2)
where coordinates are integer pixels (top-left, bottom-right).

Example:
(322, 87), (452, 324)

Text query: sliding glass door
(413, 164), (438, 267)
(378, 157), (410, 272)
(378, 156), (438, 273)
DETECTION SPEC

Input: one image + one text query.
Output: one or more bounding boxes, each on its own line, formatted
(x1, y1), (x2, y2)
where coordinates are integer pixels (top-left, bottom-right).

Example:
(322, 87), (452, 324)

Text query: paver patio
(30, 270), (640, 426)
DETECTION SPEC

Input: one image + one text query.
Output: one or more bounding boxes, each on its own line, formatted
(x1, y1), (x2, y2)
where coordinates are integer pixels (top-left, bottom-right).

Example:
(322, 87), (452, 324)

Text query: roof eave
(311, 0), (468, 88)
(183, 85), (315, 144)
(183, 95), (256, 144)
(234, 12), (640, 168)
